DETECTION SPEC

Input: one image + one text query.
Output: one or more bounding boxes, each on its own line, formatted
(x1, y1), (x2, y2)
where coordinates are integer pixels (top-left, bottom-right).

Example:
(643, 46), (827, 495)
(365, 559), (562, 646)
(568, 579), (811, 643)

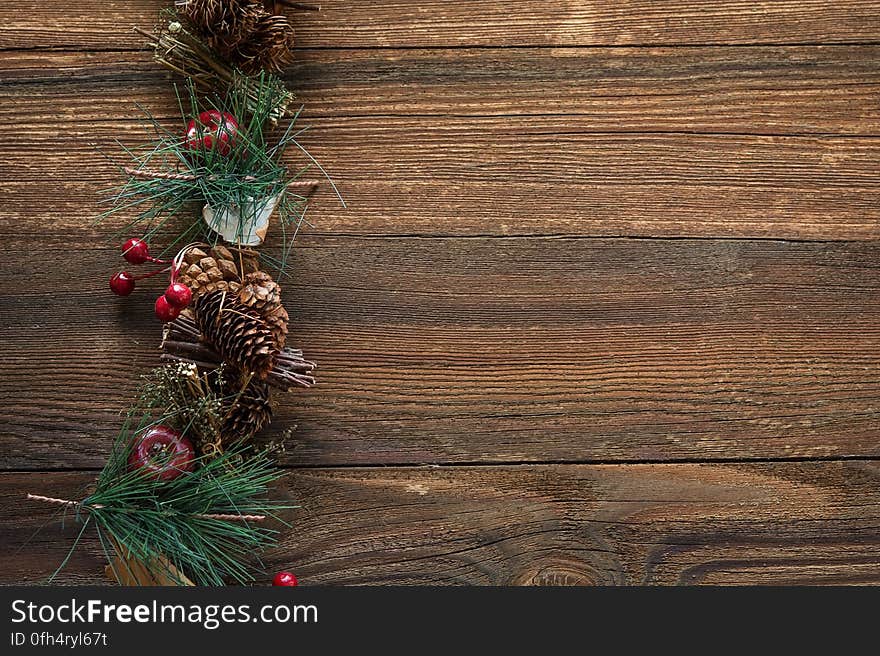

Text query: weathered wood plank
(4, 47), (880, 134)
(5, 462), (880, 585)
(2, 239), (878, 469)
(1, 1), (878, 49)
(2, 47), (879, 240)
(3, 121), (880, 242)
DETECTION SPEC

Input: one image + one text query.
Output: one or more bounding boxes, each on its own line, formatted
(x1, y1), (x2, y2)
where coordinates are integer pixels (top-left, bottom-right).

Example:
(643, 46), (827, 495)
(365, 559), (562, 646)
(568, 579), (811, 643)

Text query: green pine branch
(97, 73), (341, 271)
(48, 370), (294, 586)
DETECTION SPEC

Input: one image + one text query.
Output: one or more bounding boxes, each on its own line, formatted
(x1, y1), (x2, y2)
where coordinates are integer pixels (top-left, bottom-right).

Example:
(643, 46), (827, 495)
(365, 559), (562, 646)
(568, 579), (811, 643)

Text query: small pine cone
(238, 271), (288, 348)
(235, 13), (295, 74)
(179, 0), (260, 54)
(239, 271), (282, 310)
(262, 303), (289, 349)
(177, 245), (257, 300)
(222, 376), (273, 441)
(195, 291), (278, 379)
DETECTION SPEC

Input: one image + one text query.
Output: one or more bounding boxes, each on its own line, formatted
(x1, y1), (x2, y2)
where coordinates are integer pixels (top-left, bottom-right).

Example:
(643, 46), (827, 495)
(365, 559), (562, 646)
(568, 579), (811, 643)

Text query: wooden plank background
(0, 1), (878, 585)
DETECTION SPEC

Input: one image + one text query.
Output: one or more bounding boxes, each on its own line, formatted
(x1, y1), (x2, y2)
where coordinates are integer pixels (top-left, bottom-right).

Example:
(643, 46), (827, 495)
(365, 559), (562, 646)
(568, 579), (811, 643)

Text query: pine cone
(221, 375), (273, 440)
(238, 271), (281, 309)
(177, 245), (259, 300)
(195, 291), (278, 379)
(178, 0), (261, 54)
(178, 0), (295, 74)
(262, 304), (289, 350)
(238, 271), (288, 348)
(235, 13), (295, 73)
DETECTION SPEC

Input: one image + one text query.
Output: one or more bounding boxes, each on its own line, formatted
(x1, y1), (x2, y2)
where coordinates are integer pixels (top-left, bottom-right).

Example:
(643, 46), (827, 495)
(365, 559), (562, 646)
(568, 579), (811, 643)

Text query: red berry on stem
(273, 572), (298, 587)
(128, 425), (195, 481)
(164, 282), (192, 309)
(110, 271), (136, 296)
(185, 110), (238, 156)
(122, 238), (151, 265)
(155, 295), (181, 322)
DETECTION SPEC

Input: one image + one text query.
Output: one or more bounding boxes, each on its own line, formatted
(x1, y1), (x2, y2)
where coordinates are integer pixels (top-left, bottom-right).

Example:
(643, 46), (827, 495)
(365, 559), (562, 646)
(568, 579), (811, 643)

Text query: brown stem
(160, 353), (225, 372)
(26, 493), (78, 508)
(124, 167), (199, 181)
(162, 339), (221, 361)
(133, 26), (159, 41)
(124, 167), (320, 195)
(286, 180), (320, 190)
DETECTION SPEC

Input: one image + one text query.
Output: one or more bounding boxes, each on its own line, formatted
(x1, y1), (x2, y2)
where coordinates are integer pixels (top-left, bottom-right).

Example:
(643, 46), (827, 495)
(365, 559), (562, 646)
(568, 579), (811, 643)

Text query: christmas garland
(32, 0), (332, 587)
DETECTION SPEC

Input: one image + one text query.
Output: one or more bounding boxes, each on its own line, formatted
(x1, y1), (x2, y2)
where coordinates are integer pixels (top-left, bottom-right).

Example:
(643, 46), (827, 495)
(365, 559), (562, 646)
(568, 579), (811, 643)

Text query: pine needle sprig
(38, 368), (294, 586)
(97, 75), (334, 271)
(81, 409), (291, 586)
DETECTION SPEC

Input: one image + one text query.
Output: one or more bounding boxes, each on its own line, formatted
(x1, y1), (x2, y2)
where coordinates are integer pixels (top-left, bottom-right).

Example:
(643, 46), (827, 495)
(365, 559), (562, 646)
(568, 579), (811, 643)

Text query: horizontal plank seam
(4, 454), (880, 475)
(267, 233), (880, 244)
(18, 125), (880, 140)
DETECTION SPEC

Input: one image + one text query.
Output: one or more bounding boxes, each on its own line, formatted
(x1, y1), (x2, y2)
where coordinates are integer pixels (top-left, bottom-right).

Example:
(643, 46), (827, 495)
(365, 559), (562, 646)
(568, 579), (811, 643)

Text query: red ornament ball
(122, 238), (151, 265)
(110, 271), (136, 296)
(273, 572), (298, 587)
(164, 282), (192, 309)
(155, 294), (181, 322)
(185, 110), (238, 156)
(128, 425), (195, 481)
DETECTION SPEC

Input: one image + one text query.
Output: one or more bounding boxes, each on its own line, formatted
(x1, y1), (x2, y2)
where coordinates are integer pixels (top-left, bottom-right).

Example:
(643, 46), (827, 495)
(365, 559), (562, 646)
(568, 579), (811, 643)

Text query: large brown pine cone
(194, 291), (278, 380)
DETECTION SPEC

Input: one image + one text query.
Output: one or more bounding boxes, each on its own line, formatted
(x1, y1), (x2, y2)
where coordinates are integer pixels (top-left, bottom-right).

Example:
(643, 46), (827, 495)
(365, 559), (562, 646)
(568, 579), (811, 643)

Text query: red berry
(122, 238), (151, 265)
(273, 572), (298, 587)
(155, 295), (181, 322)
(164, 282), (192, 309)
(110, 271), (135, 296)
(128, 425), (195, 481)
(185, 110), (238, 156)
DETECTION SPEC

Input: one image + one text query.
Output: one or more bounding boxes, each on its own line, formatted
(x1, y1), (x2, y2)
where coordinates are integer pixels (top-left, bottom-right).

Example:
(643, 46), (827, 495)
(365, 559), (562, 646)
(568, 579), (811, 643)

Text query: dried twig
(26, 494), (266, 522)
(123, 166), (319, 195)
(162, 317), (317, 389)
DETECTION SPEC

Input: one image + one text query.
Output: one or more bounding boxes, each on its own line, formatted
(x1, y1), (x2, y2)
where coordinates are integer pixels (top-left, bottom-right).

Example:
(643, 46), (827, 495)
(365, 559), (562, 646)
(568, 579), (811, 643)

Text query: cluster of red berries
(110, 238), (193, 322)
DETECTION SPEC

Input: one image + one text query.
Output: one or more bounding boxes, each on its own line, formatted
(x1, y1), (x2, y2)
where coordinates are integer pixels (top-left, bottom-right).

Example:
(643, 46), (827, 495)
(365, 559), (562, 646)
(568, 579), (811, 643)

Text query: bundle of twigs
(161, 313), (317, 390)
(137, 20), (291, 121)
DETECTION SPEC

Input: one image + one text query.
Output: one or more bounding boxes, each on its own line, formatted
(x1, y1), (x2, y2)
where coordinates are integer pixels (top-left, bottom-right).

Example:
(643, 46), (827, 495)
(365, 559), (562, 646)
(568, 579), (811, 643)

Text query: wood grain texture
(7, 125), (879, 241)
(6, 462), (880, 585)
(2, 47), (880, 240)
(2, 239), (878, 469)
(5, 47), (880, 133)
(2, 1), (879, 49)
(1, 0), (879, 587)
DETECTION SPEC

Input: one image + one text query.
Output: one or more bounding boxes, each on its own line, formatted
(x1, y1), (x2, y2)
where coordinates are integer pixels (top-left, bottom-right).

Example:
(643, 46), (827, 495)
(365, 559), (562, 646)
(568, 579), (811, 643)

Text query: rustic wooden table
(1, 1), (879, 585)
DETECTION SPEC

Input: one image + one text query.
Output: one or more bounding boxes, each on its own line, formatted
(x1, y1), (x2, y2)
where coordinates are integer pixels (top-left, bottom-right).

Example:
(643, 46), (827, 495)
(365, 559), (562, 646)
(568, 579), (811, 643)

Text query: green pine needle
(50, 379), (294, 586)
(97, 73), (338, 271)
